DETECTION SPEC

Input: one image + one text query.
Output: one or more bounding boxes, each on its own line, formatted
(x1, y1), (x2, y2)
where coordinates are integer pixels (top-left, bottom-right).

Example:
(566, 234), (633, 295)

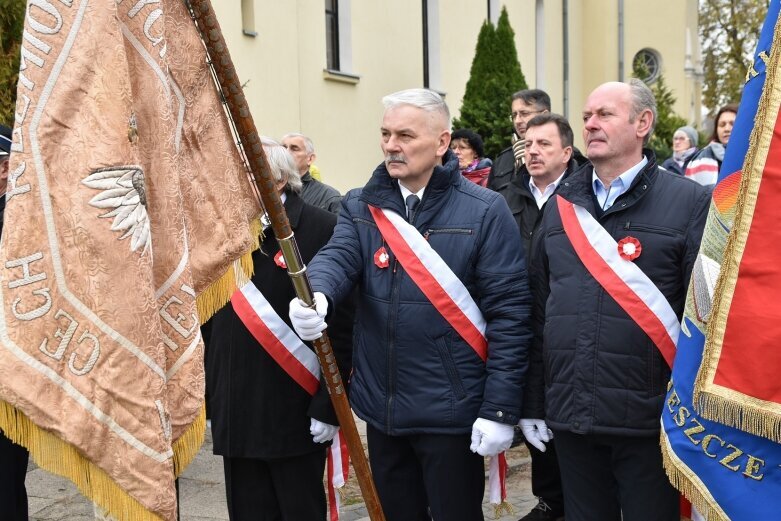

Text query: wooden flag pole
(185, 1), (385, 519)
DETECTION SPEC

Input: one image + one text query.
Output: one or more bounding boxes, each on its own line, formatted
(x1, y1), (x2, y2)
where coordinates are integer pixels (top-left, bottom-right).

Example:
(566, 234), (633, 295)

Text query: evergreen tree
(453, 7), (527, 159)
(633, 61), (687, 162)
(648, 74), (688, 161)
(0, 0), (25, 126)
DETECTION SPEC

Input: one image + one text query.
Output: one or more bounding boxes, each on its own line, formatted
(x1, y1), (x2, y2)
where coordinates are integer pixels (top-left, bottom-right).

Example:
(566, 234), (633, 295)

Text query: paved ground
(26, 418), (536, 521)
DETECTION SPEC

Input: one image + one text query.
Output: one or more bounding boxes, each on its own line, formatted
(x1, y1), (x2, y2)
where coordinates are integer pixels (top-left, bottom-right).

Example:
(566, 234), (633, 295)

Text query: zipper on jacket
(424, 227), (473, 236)
(386, 257), (402, 434)
(623, 221), (678, 237)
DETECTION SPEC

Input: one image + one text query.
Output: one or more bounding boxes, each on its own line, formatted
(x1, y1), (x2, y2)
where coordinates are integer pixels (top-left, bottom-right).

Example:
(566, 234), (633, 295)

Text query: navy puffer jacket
(308, 151), (532, 435)
(524, 151), (710, 436)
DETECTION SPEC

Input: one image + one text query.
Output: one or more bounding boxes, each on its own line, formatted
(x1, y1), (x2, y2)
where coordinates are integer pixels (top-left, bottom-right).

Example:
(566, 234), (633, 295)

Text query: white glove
(469, 418), (514, 457)
(519, 418), (552, 452)
(289, 292), (328, 340)
(310, 418), (338, 443)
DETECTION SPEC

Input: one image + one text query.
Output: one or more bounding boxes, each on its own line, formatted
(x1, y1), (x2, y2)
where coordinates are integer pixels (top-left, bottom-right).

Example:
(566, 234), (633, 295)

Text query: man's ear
(636, 109), (654, 140)
(562, 146), (573, 164)
(307, 152), (316, 167)
(436, 131), (451, 158)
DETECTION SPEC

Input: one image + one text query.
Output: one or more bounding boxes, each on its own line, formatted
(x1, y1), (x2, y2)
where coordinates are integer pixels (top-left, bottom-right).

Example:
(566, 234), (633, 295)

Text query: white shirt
(529, 171), (567, 209)
(592, 156), (648, 211)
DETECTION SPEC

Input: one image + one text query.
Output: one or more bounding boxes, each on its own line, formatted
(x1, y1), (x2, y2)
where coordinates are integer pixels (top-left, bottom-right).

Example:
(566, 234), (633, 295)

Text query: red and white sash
(556, 197), (680, 367)
(231, 281), (349, 520)
(369, 206), (510, 506)
(232, 282), (320, 395)
(368, 205), (488, 361)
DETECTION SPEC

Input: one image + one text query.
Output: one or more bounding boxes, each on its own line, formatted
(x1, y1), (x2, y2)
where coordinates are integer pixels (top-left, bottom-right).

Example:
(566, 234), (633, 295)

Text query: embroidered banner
(0, 1), (260, 520)
(661, 2), (781, 518)
(694, 7), (781, 438)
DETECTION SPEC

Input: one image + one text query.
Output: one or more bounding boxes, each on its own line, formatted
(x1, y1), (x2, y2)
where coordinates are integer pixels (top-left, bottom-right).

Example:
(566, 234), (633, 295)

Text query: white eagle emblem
(82, 166), (151, 255)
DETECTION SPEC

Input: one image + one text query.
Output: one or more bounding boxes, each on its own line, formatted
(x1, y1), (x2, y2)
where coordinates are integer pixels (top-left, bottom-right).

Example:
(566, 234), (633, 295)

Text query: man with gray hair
(522, 80), (709, 520)
(282, 132), (342, 213)
(206, 137), (353, 520)
(289, 88), (531, 520)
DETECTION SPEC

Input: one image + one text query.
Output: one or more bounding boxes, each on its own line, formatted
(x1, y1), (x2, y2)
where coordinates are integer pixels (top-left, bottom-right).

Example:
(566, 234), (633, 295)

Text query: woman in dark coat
(205, 137), (353, 520)
(451, 128), (493, 187)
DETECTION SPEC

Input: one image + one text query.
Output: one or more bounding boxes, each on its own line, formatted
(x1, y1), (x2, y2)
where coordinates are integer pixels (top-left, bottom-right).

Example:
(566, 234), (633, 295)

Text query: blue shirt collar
(592, 156), (648, 211)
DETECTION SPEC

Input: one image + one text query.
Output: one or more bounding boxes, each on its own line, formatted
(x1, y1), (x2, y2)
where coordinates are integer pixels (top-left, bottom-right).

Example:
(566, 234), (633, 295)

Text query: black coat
(501, 156), (585, 257)
(206, 191), (353, 459)
(525, 151), (710, 436)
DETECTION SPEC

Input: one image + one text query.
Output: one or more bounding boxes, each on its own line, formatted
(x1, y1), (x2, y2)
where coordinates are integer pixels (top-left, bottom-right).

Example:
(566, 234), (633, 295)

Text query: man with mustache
(523, 80), (709, 521)
(289, 88), (531, 521)
(502, 113), (584, 521)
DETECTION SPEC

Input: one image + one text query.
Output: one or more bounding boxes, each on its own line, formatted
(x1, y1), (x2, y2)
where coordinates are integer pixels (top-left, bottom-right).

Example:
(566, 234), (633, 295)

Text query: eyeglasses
(510, 110), (544, 120)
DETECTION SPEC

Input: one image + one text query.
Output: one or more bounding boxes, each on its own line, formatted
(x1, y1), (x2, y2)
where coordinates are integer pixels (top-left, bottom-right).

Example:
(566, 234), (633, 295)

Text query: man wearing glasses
(487, 91), (569, 521)
(487, 89), (550, 193)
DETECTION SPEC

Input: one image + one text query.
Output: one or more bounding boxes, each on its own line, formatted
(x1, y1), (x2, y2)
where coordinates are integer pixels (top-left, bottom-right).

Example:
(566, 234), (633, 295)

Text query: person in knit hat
(661, 125), (699, 175)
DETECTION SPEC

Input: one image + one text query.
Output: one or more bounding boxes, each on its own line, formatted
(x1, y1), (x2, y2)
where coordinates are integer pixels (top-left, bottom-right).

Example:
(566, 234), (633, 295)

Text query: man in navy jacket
(290, 89), (531, 521)
(525, 80), (709, 521)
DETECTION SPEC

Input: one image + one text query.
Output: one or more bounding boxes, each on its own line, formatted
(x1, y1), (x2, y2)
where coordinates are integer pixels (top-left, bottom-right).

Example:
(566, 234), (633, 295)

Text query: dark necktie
(405, 194), (420, 220)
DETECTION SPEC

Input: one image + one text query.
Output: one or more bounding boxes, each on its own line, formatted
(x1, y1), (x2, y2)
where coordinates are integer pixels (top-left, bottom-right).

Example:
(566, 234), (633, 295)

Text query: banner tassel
(327, 429), (350, 521)
(488, 452), (514, 519)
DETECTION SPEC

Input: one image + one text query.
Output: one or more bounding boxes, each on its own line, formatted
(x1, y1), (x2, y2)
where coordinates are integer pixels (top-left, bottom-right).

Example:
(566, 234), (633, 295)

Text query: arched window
(632, 48), (662, 84)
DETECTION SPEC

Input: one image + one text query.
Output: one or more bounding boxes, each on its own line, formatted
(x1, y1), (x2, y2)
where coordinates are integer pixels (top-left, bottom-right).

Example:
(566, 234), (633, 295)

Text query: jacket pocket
(623, 222), (679, 237)
(434, 333), (467, 400)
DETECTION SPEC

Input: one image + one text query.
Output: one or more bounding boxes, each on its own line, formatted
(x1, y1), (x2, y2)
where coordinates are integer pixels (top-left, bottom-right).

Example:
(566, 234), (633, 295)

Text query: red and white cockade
(617, 236), (642, 261)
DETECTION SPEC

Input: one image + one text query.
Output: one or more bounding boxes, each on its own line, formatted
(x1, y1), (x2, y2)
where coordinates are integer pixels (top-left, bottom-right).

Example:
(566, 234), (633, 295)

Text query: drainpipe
(563, 0), (569, 118)
(535, 0), (545, 89)
(618, 0), (625, 81)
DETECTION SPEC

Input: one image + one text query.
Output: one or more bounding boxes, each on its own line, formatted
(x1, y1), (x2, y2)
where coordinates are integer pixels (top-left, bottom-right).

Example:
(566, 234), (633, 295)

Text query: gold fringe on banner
(195, 217), (262, 324)
(693, 395), (781, 443)
(659, 430), (729, 521)
(172, 405), (206, 477)
(0, 401), (164, 521)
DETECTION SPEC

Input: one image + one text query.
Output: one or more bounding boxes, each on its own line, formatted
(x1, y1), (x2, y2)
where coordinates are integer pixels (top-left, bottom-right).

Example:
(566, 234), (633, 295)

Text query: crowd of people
(284, 80), (711, 521)
(0, 79), (727, 521)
